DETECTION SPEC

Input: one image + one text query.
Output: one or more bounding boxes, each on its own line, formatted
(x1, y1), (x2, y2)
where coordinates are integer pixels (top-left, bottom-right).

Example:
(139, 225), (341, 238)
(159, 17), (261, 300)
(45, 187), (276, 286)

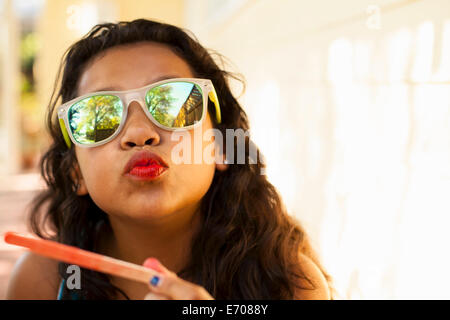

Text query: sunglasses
(57, 78), (221, 148)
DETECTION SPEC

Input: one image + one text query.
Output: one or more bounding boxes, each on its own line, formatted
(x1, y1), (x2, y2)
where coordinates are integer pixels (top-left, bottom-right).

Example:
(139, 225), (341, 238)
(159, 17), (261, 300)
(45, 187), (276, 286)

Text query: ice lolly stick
(3, 231), (156, 284)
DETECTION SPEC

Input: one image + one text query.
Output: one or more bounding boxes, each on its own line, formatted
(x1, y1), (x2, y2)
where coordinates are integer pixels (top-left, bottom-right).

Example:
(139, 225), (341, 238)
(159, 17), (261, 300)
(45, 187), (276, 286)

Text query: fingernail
(143, 258), (164, 273)
(150, 275), (161, 287)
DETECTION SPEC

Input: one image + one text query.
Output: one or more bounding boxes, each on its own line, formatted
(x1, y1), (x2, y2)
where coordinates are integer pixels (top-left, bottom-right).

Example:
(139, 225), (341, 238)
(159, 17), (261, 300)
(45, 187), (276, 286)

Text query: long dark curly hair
(28, 18), (334, 299)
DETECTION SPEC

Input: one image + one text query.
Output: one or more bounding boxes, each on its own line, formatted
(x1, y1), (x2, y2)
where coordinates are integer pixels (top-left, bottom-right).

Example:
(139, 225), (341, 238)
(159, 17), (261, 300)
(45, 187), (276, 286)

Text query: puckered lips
(123, 150), (169, 180)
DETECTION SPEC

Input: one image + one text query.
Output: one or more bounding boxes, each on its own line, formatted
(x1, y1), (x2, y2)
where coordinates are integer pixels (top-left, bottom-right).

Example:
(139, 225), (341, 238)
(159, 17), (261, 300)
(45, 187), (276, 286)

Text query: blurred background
(0, 0), (449, 299)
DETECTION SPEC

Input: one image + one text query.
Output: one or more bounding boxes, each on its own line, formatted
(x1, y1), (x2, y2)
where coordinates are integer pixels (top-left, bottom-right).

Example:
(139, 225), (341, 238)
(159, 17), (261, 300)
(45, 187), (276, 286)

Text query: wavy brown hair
(29, 18), (334, 299)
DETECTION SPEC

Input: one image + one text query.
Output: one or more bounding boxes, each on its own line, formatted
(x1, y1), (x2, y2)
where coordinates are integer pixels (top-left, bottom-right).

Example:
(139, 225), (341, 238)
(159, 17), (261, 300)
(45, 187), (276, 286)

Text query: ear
(215, 155), (229, 171)
(70, 162), (88, 196)
(76, 178), (88, 196)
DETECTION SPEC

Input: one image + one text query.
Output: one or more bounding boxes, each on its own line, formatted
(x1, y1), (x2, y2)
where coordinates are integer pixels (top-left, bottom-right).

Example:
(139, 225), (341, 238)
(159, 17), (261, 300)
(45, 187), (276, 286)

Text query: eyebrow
(89, 74), (182, 92)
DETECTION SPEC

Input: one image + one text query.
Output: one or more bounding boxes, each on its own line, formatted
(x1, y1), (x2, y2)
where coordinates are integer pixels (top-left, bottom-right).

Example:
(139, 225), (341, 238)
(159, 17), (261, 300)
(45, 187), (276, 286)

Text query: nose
(119, 100), (161, 148)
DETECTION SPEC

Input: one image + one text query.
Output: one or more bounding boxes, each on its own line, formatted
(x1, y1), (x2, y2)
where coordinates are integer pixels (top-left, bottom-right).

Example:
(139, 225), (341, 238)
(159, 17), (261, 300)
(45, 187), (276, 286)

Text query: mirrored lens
(145, 81), (203, 128)
(68, 94), (123, 144)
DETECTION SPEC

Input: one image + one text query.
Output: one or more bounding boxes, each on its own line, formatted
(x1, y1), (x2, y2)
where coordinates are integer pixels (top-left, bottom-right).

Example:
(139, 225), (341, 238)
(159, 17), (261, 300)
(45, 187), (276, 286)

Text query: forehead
(77, 42), (194, 95)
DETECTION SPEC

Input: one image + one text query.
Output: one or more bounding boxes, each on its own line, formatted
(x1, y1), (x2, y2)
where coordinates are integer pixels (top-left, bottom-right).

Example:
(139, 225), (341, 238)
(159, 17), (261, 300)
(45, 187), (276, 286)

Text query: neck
(101, 202), (202, 274)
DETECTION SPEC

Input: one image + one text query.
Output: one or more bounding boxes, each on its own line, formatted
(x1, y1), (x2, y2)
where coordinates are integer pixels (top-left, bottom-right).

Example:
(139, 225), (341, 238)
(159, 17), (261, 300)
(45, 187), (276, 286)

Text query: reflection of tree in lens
(146, 85), (176, 127)
(146, 82), (203, 128)
(69, 95), (122, 143)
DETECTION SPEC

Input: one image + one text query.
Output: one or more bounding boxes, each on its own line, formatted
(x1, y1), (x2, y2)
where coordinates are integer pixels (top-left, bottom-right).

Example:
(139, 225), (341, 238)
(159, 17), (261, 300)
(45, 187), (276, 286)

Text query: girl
(7, 19), (333, 300)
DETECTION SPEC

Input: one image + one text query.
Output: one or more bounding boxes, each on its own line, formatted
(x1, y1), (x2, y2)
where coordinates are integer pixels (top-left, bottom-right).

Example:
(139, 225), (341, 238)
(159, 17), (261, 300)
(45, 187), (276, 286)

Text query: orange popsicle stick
(3, 231), (156, 284)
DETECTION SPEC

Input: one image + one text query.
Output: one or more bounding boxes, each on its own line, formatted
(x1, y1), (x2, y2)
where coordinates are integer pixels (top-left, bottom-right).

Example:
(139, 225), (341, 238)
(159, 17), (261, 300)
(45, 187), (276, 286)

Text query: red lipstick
(124, 150), (169, 180)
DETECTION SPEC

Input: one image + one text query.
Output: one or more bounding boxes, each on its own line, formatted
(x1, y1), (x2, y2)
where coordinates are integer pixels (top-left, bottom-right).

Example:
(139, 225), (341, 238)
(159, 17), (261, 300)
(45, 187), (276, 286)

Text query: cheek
(85, 165), (111, 192)
(76, 148), (117, 199)
(168, 136), (216, 195)
(169, 164), (215, 217)
(166, 118), (217, 198)
(78, 152), (132, 216)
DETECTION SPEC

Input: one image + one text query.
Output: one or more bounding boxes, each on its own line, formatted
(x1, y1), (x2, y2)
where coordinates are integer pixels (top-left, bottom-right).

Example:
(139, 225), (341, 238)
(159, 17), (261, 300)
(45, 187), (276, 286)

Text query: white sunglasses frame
(57, 77), (221, 148)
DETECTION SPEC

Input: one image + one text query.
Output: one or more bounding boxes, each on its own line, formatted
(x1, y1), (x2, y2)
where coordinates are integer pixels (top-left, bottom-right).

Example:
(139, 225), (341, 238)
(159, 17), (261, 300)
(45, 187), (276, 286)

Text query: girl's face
(73, 42), (224, 222)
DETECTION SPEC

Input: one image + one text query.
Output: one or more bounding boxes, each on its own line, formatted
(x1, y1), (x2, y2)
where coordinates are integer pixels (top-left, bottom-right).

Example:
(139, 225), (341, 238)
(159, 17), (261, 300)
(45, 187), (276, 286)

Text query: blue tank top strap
(57, 279), (65, 300)
(57, 278), (81, 300)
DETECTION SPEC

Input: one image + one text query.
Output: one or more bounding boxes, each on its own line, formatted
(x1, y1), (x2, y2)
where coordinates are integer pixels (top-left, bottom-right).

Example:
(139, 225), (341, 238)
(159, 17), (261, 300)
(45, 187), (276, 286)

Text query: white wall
(185, 0), (450, 299)
(0, 0), (21, 175)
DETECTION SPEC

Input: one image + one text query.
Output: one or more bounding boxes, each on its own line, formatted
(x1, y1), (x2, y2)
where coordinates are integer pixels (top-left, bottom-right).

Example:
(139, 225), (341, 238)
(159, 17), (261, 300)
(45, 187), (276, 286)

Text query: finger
(148, 273), (214, 300)
(143, 258), (176, 276)
(142, 258), (172, 300)
(143, 258), (214, 300)
(144, 292), (169, 300)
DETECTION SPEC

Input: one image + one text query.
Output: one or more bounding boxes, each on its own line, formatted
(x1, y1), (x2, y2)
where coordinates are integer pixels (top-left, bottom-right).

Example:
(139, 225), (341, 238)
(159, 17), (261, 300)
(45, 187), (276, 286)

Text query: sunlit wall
(186, 0), (450, 299)
(0, 0), (21, 176)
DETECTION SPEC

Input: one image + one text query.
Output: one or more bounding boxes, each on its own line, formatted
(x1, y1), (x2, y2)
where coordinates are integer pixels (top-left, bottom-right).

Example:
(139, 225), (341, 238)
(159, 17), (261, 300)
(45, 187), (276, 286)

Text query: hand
(142, 258), (214, 300)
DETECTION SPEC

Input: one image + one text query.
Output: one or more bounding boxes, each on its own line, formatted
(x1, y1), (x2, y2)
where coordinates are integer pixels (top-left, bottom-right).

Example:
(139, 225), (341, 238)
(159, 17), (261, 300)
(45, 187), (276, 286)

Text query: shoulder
(294, 252), (331, 300)
(6, 251), (61, 300)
